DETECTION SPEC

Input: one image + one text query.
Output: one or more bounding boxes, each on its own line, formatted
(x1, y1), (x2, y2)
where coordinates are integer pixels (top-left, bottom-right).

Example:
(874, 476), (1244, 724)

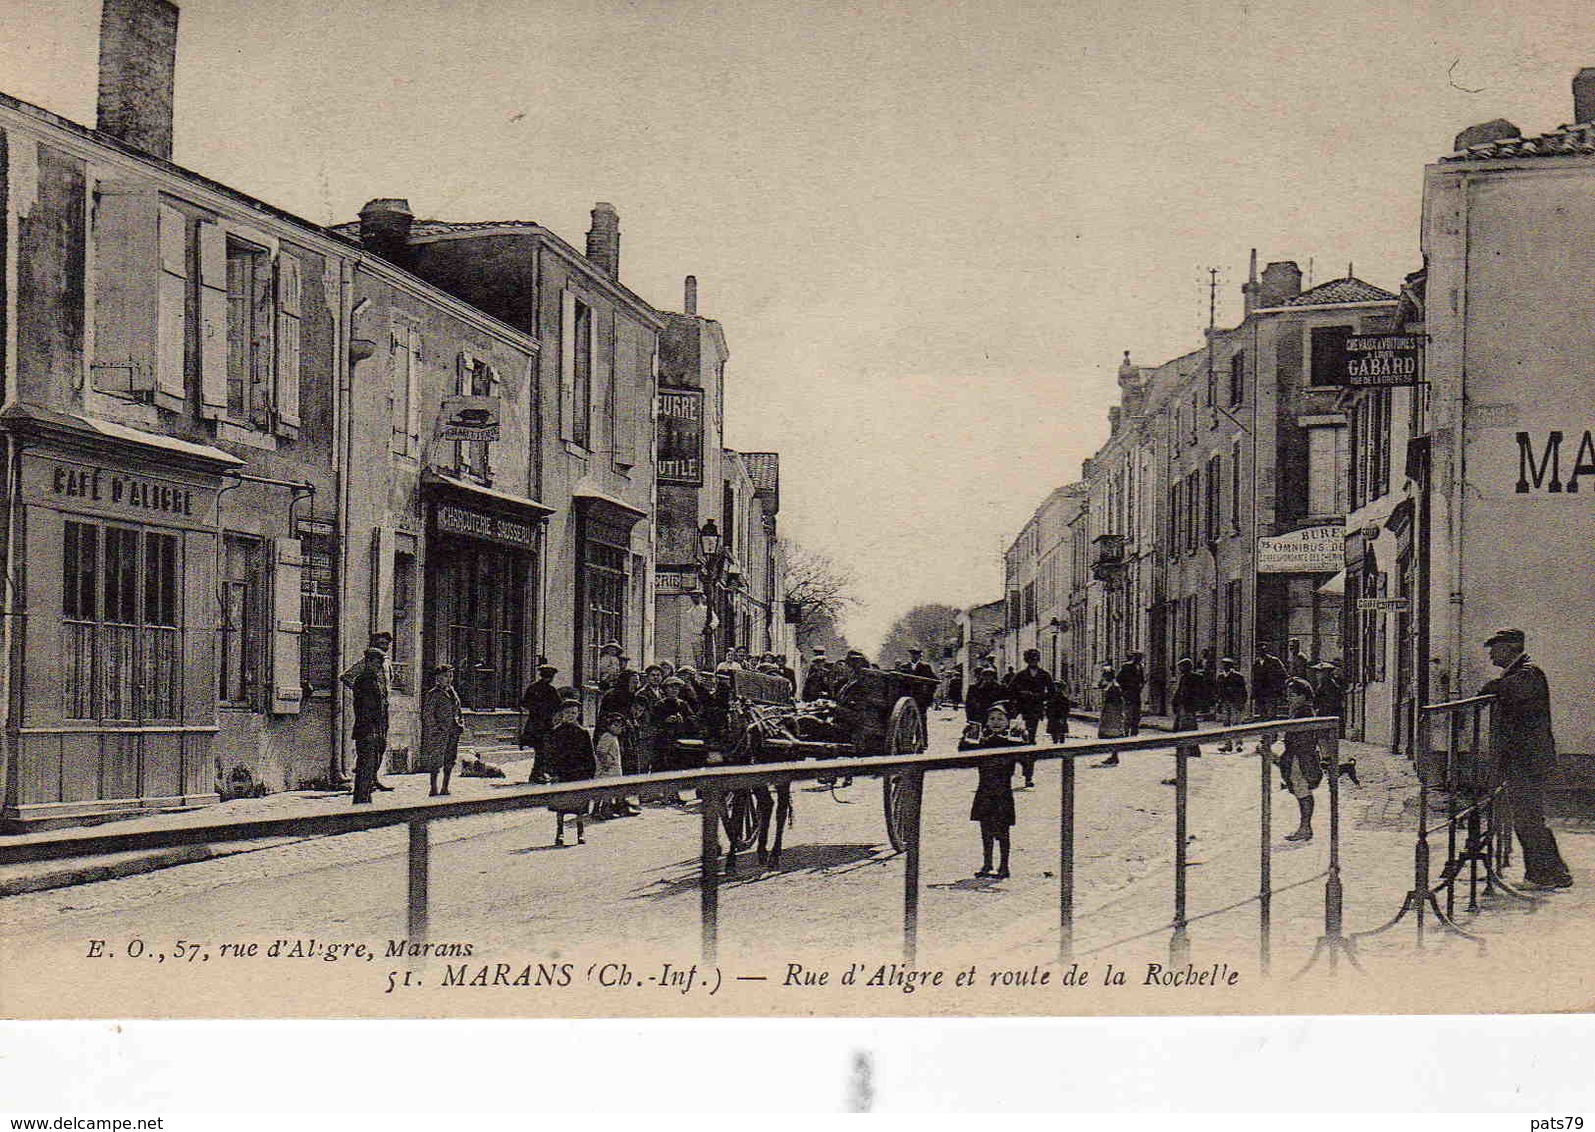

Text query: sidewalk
(0, 744), (535, 897)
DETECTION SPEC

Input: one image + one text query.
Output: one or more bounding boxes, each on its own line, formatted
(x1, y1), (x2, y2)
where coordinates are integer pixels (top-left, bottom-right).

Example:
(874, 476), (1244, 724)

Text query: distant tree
(879, 603), (962, 669)
(782, 540), (858, 652)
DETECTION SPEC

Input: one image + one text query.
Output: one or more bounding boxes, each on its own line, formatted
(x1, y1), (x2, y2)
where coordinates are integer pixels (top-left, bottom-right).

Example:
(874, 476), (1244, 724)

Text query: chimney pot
(1452, 118), (1521, 153)
(1257, 261), (1303, 308)
(97, 0), (179, 159)
(684, 275), (698, 315)
(586, 202), (621, 280)
(358, 198), (414, 265)
(1575, 68), (1595, 126)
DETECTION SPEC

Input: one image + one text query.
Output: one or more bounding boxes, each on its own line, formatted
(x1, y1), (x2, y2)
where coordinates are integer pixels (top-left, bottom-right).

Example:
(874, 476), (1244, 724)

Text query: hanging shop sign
(434, 503), (537, 551)
(655, 567), (702, 596)
(1357, 596), (1411, 613)
(1343, 334), (1423, 387)
(1257, 525), (1342, 573)
(657, 389), (705, 486)
(436, 395), (502, 442)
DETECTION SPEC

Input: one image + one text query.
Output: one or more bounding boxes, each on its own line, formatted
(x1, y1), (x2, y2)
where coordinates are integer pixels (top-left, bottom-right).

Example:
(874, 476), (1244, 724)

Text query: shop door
(431, 539), (529, 710)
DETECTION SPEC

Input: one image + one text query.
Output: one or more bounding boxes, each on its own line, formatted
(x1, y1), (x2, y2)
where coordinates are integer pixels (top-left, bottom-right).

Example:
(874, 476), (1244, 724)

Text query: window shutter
(91, 184), (158, 399)
(614, 335), (639, 467)
(559, 289), (576, 441)
(197, 220), (229, 419)
(270, 536), (305, 715)
(154, 204), (188, 411)
(275, 253), (303, 435)
(371, 526), (396, 636)
(586, 306), (599, 442)
(406, 328), (422, 455)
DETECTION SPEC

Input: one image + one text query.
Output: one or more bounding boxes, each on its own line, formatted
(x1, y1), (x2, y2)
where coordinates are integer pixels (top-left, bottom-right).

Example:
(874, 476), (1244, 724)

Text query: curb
(0, 844), (217, 897)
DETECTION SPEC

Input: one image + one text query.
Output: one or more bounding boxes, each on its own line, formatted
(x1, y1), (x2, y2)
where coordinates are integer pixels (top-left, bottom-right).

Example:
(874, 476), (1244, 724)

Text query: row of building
(975, 70), (1595, 784)
(0, 0), (794, 829)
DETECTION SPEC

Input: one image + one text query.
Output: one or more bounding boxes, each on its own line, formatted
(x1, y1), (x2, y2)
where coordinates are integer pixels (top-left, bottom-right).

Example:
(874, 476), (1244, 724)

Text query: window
(391, 324), (421, 457)
(220, 534), (267, 707)
(299, 532), (337, 696)
(455, 354), (497, 481)
(391, 551), (417, 694)
(62, 521), (180, 721)
(1229, 350), (1245, 407)
(584, 538), (628, 681)
(572, 300), (594, 448)
(1224, 579), (1243, 658)
(225, 239), (273, 428)
(1230, 439), (1243, 534)
(1206, 454), (1222, 543)
(1309, 325), (1354, 387)
(1169, 479), (1183, 555)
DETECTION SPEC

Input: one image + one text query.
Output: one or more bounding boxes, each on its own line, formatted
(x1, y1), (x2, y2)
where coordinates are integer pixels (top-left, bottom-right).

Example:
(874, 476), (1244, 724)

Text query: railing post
(902, 769), (924, 965)
(1170, 735), (1191, 966)
(1323, 723), (1345, 973)
(1415, 711), (1431, 948)
(1059, 754), (1076, 963)
(1445, 712), (1460, 921)
(407, 820), (429, 943)
(700, 781), (722, 966)
(1259, 721), (1272, 976)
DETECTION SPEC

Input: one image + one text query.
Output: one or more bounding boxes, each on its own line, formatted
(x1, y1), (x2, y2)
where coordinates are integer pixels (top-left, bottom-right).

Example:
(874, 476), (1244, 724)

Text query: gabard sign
(1257, 525), (1342, 573)
(1343, 334), (1423, 387)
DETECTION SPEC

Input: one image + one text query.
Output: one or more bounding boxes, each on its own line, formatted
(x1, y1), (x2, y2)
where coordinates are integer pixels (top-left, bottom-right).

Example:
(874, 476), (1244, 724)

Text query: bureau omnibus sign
(1257, 525), (1342, 573)
(1343, 334), (1423, 387)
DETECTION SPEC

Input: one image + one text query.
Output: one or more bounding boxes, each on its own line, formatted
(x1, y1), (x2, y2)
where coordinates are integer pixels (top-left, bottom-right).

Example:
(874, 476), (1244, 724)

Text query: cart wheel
(882, 696), (927, 852)
(723, 788), (762, 853)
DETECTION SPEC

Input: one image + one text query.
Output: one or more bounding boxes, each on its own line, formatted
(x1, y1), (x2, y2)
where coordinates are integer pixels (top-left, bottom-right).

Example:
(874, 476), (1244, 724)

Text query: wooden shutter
(91, 183), (158, 399)
(559, 289), (576, 441)
(275, 253), (303, 435)
(155, 203), (188, 411)
(371, 526), (396, 637)
(270, 536), (305, 714)
(198, 220), (229, 419)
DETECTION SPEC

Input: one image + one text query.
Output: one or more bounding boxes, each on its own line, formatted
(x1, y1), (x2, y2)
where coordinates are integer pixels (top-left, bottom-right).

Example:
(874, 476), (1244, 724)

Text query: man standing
(1251, 644), (1289, 721)
(1116, 652), (1146, 736)
(776, 653), (798, 695)
(1215, 657), (1248, 751)
(519, 664), (563, 772)
(1286, 638), (1312, 681)
(345, 647), (389, 805)
(1008, 648), (1056, 787)
(1480, 629), (1572, 890)
(907, 647), (938, 716)
(340, 632), (394, 793)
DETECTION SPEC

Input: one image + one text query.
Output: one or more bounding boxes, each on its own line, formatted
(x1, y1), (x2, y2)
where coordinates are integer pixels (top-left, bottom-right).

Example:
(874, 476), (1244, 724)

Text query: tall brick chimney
(684, 275), (698, 315)
(1257, 261), (1303, 308)
(96, 0), (179, 159)
(586, 202), (620, 280)
(1452, 118), (1520, 152)
(1575, 68), (1595, 126)
(358, 198), (414, 265)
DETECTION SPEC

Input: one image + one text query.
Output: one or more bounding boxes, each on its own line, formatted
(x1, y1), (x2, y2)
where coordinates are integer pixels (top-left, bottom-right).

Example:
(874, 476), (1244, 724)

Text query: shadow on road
(632, 842), (886, 900)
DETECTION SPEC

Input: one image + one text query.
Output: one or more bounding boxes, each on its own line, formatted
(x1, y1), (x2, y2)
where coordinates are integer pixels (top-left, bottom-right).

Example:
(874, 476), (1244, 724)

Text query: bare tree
(879, 603), (962, 668)
(782, 539), (858, 650)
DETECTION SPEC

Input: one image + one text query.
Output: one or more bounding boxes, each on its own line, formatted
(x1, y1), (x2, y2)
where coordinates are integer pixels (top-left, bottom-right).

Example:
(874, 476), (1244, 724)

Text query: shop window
(434, 541), (527, 710)
(299, 533), (337, 696)
(584, 538), (628, 681)
(62, 521), (180, 721)
(225, 239), (274, 428)
(220, 533), (268, 708)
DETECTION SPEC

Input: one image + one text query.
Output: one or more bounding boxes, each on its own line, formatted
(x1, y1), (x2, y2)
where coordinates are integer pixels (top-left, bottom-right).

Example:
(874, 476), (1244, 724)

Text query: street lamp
(699, 519), (727, 668)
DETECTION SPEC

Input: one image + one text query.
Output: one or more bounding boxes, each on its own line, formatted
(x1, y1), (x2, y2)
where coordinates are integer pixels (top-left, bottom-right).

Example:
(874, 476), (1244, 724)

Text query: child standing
(540, 698), (597, 846)
(1277, 677), (1324, 842)
(961, 703), (1027, 879)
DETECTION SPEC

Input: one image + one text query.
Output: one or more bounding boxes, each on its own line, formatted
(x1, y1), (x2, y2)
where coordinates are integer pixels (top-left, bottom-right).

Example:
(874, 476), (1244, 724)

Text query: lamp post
(698, 519), (726, 670)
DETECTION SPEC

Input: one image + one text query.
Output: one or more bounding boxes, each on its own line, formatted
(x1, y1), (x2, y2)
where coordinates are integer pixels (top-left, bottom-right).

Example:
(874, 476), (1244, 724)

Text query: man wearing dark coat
(964, 667), (1003, 726)
(1251, 645), (1289, 720)
(344, 647), (389, 805)
(1116, 652), (1146, 735)
(1480, 628), (1572, 889)
(519, 664), (563, 770)
(906, 648), (938, 715)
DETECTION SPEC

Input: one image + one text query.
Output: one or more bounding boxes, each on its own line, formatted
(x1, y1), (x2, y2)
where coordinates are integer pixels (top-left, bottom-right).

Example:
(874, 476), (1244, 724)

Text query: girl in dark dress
(539, 699), (598, 846)
(961, 703), (1028, 878)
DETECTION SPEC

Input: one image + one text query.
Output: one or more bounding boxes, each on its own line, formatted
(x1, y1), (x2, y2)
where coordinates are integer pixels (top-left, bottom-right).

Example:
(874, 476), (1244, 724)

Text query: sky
(3, 0), (1592, 651)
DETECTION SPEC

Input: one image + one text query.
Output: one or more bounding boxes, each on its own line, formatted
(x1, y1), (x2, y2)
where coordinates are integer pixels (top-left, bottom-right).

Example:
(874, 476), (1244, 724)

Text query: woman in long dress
(418, 664), (464, 797)
(1095, 665), (1129, 765)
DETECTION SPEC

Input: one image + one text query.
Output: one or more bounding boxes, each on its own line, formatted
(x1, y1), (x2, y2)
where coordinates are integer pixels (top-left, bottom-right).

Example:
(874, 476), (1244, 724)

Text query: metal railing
(1353, 694), (1533, 950)
(0, 718), (1342, 969)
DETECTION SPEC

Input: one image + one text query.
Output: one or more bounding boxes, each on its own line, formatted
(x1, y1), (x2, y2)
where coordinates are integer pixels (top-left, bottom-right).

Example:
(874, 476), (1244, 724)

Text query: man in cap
(519, 664), (563, 774)
(1481, 629), (1572, 889)
(341, 633), (395, 793)
(1116, 651), (1146, 736)
(346, 647), (390, 805)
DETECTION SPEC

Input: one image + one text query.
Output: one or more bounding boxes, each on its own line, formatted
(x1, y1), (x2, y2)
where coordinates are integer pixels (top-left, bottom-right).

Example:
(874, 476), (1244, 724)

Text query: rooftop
(738, 452), (780, 499)
(1285, 276), (1396, 306)
(1441, 120), (1595, 162)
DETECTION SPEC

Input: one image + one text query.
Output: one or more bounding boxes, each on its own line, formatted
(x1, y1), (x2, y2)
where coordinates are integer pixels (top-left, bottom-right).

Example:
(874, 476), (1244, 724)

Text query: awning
(1317, 569), (1346, 596)
(1, 402), (243, 471)
(421, 467), (555, 519)
(572, 487), (648, 523)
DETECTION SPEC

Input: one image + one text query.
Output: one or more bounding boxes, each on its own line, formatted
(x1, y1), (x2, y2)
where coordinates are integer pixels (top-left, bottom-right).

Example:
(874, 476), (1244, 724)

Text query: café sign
(1357, 597), (1411, 613)
(1343, 334), (1423, 387)
(1257, 525), (1342, 573)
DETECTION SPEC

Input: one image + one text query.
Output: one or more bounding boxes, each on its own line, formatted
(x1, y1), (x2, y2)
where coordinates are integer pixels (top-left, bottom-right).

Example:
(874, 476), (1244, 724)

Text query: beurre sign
(50, 463), (196, 517)
(434, 502), (537, 550)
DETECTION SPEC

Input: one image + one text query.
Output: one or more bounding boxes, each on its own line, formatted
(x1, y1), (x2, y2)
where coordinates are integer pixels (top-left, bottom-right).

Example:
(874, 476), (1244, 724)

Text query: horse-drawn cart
(672, 666), (935, 866)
